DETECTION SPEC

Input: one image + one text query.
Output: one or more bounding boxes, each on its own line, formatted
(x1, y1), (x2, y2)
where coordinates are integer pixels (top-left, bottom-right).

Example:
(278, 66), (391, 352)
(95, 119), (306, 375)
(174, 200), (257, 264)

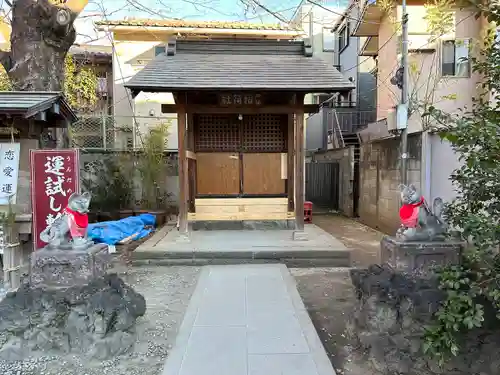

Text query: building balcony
(306, 106), (376, 151)
(328, 107), (377, 134)
(360, 36), (379, 56)
(352, 0), (382, 37)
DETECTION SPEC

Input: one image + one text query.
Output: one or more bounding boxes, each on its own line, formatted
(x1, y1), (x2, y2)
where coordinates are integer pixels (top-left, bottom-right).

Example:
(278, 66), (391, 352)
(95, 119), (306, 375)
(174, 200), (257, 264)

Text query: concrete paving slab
(134, 225), (351, 267)
(162, 264), (337, 375)
(248, 354), (319, 375)
(179, 326), (248, 375)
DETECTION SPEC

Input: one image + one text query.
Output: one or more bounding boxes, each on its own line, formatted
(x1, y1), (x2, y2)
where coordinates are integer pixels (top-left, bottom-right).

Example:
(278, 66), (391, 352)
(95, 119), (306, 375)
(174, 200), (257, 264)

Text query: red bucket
(304, 201), (313, 223)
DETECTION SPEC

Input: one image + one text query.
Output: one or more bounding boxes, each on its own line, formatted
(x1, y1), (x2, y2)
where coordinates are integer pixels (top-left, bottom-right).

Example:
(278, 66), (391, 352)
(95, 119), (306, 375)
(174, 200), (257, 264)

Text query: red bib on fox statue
(64, 206), (89, 238)
(399, 196), (425, 228)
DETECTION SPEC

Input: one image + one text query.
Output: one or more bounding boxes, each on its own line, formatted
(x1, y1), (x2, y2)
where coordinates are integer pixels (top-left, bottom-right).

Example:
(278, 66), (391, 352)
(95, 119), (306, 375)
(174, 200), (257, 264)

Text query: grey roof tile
(0, 91), (77, 121)
(125, 39), (354, 93)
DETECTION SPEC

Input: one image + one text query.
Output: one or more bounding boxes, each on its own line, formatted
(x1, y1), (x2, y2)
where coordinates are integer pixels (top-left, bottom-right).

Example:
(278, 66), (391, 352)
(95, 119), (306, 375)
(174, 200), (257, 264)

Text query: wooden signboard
(218, 93), (262, 107)
(30, 149), (80, 251)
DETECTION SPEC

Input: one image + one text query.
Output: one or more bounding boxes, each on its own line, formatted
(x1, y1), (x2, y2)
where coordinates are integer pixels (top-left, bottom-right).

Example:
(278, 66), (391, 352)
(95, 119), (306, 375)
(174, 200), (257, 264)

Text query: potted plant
(137, 122), (170, 227)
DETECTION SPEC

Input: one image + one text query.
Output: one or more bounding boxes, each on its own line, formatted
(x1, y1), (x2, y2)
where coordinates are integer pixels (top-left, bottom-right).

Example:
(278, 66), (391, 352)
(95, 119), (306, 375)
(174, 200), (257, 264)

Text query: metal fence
(70, 114), (177, 151)
(70, 114), (181, 208)
(305, 162), (340, 210)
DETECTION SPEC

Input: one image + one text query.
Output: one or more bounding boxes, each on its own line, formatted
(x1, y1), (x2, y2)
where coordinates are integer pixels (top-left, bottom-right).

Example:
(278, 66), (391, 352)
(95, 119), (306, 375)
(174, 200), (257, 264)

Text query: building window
(322, 28), (335, 51)
(441, 39), (470, 77)
(154, 45), (166, 56)
(338, 23), (349, 52)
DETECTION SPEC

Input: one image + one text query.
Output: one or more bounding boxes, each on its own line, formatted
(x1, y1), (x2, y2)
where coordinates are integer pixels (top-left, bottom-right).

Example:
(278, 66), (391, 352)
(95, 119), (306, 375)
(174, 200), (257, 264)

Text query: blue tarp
(87, 214), (156, 245)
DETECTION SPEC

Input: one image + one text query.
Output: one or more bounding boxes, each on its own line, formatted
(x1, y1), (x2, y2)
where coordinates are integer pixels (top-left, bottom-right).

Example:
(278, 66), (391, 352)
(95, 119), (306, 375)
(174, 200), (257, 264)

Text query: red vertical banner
(30, 149), (80, 251)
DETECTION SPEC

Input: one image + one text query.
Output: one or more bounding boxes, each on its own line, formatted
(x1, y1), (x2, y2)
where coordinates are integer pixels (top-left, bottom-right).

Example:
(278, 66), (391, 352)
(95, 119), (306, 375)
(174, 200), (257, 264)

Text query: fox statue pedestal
(345, 185), (485, 375)
(381, 235), (463, 276)
(30, 243), (111, 289)
(0, 192), (146, 361)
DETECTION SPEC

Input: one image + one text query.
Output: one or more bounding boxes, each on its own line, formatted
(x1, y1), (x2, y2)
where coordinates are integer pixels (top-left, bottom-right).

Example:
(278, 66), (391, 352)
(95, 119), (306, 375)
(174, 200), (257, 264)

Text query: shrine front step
(130, 250), (351, 268)
(130, 226), (352, 267)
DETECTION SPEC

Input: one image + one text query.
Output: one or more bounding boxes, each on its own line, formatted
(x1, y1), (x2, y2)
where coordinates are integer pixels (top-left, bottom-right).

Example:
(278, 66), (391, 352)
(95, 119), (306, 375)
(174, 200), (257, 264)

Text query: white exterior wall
(293, 4), (341, 105)
(420, 133), (461, 206)
(112, 39), (178, 150)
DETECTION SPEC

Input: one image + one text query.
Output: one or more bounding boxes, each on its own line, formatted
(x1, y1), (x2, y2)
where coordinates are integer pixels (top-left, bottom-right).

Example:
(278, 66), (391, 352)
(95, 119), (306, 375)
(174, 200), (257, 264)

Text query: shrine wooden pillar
(186, 111), (196, 214)
(176, 92), (188, 234)
(287, 95), (295, 213)
(294, 93), (305, 231)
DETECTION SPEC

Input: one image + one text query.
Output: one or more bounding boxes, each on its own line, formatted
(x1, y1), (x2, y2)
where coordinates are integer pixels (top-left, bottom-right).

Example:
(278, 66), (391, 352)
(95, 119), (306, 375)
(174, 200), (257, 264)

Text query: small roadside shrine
(0, 91), (78, 290)
(125, 38), (354, 236)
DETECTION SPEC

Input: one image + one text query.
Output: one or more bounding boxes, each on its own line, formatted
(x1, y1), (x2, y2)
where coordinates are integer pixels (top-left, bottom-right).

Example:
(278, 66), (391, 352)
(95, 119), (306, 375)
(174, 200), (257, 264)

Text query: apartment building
(353, 0), (484, 232)
(303, 0), (486, 231)
(290, 0), (349, 106)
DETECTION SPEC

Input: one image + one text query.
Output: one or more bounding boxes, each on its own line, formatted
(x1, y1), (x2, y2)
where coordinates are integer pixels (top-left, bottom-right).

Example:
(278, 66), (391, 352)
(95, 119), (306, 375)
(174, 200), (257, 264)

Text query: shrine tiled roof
(95, 19), (296, 31)
(0, 92), (78, 122)
(125, 39), (354, 93)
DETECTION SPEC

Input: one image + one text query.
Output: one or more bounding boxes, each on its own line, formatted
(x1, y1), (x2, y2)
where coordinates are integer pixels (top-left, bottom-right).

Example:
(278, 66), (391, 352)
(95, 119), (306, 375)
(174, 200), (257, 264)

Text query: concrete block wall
(359, 134), (422, 234)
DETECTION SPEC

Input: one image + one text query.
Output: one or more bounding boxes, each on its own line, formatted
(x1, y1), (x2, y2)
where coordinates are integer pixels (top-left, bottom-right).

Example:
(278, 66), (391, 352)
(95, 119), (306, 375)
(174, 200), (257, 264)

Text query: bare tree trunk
(4, 0), (79, 91)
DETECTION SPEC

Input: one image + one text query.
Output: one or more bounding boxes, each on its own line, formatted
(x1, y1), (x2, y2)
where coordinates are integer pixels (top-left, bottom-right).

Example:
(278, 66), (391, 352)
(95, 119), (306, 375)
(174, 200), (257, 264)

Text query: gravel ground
(0, 266), (201, 375)
(292, 267), (375, 375)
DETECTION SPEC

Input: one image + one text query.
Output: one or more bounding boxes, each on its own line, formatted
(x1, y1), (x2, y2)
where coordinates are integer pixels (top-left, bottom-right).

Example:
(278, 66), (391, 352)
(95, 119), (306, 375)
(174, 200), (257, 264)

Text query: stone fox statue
(40, 191), (93, 250)
(396, 184), (447, 242)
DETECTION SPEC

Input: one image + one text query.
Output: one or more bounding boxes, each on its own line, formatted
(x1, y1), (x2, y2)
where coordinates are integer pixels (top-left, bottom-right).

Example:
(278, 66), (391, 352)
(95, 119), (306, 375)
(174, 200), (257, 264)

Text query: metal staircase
(341, 131), (361, 162)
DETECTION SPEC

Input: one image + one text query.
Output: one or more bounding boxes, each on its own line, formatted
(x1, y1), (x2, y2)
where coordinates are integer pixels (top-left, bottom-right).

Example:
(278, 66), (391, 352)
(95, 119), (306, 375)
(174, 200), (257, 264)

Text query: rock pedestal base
(30, 244), (111, 289)
(0, 244), (146, 361)
(381, 235), (463, 276)
(0, 273), (146, 361)
(348, 265), (500, 375)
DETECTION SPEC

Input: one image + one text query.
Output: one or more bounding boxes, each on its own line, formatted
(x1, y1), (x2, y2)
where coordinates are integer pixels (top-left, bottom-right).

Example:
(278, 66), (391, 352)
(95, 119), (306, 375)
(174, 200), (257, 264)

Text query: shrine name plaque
(218, 93), (262, 107)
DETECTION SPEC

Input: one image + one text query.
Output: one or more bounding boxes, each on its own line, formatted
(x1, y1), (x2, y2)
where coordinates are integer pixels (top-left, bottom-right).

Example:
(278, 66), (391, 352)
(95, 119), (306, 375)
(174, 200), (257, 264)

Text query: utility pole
(399, 0), (410, 186)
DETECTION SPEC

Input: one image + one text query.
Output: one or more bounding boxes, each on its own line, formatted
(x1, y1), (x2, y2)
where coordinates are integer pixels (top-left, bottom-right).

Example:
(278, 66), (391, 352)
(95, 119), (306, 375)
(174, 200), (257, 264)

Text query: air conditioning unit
(386, 107), (397, 132)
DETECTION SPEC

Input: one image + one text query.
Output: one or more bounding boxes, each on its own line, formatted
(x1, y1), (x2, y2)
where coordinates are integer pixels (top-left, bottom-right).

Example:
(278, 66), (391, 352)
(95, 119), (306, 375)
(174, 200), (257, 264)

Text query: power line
(289, 0), (305, 23)
(306, 0), (381, 25)
(241, 0), (290, 24)
(342, 27), (400, 73)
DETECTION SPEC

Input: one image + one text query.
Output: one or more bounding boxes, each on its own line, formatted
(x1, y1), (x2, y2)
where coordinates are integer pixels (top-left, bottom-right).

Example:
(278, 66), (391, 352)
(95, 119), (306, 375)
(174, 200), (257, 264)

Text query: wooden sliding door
(194, 113), (287, 197)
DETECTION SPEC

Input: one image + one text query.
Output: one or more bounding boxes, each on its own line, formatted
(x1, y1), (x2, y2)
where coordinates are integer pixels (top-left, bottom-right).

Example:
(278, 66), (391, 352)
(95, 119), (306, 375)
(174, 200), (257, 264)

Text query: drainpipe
(309, 10), (314, 53)
(421, 132), (432, 200)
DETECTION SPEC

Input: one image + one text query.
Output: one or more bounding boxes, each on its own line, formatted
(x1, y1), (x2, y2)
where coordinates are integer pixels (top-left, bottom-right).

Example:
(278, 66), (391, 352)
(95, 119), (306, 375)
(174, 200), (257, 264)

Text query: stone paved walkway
(162, 264), (336, 375)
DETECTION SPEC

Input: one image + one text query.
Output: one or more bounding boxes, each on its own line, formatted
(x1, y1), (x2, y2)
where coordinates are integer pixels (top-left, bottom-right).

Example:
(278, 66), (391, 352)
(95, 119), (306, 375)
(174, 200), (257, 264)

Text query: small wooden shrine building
(125, 38), (354, 234)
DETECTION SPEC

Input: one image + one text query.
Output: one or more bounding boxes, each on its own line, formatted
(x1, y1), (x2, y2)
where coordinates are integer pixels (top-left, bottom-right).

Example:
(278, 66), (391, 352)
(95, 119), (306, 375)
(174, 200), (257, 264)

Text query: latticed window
(194, 114), (287, 153)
